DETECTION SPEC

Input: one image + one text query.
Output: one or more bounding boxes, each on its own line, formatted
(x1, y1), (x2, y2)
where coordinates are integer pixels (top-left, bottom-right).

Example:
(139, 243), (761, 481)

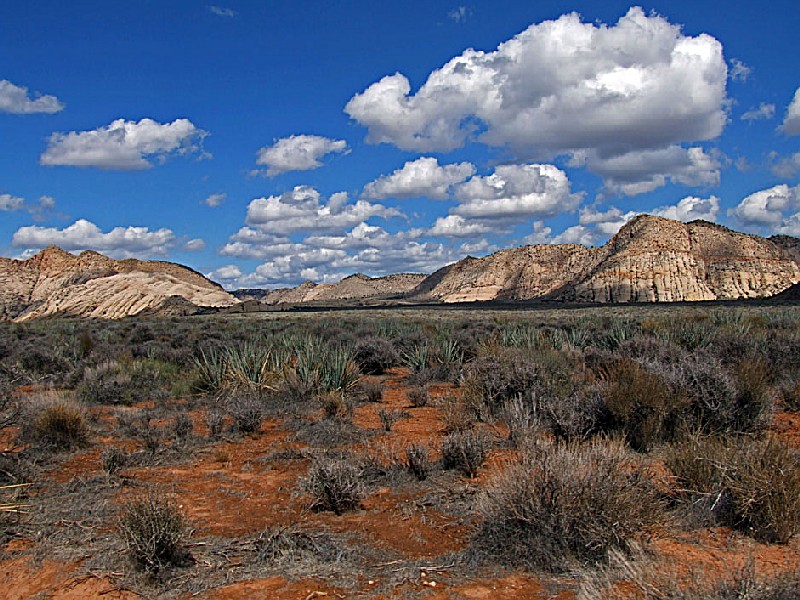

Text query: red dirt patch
(200, 576), (341, 600)
(119, 419), (306, 537)
(772, 411), (800, 448)
(0, 557), (137, 600)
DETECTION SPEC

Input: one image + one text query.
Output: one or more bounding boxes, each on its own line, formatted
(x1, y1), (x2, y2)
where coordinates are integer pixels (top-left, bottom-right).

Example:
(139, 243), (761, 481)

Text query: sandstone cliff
(0, 246), (238, 321)
(410, 215), (800, 303)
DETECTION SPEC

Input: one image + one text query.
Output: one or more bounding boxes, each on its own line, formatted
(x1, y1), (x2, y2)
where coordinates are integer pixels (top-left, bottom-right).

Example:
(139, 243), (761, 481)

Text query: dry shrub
(405, 443), (430, 480)
(302, 455), (365, 515)
(118, 493), (188, 574)
(441, 430), (489, 478)
(440, 395), (478, 433)
(255, 524), (350, 565)
(102, 446), (129, 475)
(602, 359), (680, 451)
(461, 348), (539, 416)
(171, 413), (193, 444)
(226, 391), (263, 434)
(353, 338), (398, 375)
(472, 438), (664, 571)
(579, 551), (800, 599)
(24, 395), (89, 450)
(318, 391), (353, 421)
(359, 380), (383, 403)
(666, 435), (800, 543)
(377, 407), (407, 431)
(406, 385), (429, 408)
(205, 407), (225, 438)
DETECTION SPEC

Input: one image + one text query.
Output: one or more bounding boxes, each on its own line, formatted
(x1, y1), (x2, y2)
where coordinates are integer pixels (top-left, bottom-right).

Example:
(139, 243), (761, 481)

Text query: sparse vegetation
(2, 306), (800, 596)
(118, 493), (189, 574)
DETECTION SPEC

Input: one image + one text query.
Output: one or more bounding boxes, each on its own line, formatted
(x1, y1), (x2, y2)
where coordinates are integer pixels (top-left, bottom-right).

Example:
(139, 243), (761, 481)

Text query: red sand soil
(0, 557), (137, 600)
(3, 367), (800, 598)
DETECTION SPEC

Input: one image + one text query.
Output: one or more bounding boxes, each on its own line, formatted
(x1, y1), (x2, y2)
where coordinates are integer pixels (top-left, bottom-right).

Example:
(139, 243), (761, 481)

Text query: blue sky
(2, 1), (800, 288)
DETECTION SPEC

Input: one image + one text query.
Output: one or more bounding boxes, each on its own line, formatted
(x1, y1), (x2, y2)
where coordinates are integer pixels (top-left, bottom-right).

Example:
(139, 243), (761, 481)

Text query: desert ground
(1, 303), (799, 599)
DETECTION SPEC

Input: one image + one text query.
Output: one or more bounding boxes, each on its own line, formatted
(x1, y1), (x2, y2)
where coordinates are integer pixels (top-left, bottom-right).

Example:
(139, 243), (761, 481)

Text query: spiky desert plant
(402, 344), (429, 373)
(193, 348), (227, 393)
(225, 343), (279, 391)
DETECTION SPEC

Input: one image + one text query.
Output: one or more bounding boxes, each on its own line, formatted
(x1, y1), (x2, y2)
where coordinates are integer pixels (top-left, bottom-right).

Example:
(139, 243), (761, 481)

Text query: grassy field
(1, 303), (799, 598)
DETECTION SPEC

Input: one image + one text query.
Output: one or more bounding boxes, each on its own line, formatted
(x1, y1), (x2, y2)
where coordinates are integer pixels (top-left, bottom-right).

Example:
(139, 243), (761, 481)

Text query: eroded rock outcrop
(257, 273), (426, 305)
(0, 246), (238, 320)
(410, 216), (800, 303)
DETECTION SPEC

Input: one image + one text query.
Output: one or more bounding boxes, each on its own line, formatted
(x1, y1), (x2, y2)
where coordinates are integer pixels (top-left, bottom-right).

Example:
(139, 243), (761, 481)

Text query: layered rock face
(410, 245), (599, 303)
(411, 216), (800, 303)
(258, 273), (426, 305)
(0, 246), (238, 320)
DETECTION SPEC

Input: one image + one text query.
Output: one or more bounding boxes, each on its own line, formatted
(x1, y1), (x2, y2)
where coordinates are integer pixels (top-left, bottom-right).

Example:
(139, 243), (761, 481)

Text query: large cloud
(242, 186), (400, 236)
(529, 195), (719, 247)
(255, 135), (349, 176)
(584, 146), (721, 197)
(40, 118), (207, 169)
(363, 157), (475, 199)
(728, 184), (800, 231)
(345, 8), (727, 177)
(12, 219), (179, 257)
(453, 164), (583, 222)
(780, 88), (800, 135)
(0, 79), (63, 114)
(651, 195), (720, 222)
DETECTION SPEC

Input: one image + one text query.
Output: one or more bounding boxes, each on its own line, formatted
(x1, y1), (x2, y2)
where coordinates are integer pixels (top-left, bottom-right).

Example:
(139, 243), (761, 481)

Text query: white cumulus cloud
(652, 195), (720, 222)
(729, 58), (751, 82)
(220, 188), (403, 262)
(780, 88), (800, 135)
(0, 79), (64, 114)
(429, 214), (493, 238)
(12, 219), (179, 258)
(345, 7), (728, 190)
(255, 135), (349, 176)
(362, 157), (475, 199)
(453, 164), (583, 222)
(40, 118), (208, 170)
(729, 184), (800, 230)
(581, 146), (721, 197)
(184, 238), (206, 251)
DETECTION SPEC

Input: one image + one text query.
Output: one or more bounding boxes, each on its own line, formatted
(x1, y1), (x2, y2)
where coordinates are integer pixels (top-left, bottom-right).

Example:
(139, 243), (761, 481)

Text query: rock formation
(410, 215), (800, 303)
(254, 273), (427, 305)
(0, 246), (238, 321)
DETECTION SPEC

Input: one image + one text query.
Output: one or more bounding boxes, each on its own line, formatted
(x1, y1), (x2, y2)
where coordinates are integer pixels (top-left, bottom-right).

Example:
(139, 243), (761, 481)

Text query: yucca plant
(402, 344), (429, 373)
(225, 343), (279, 391)
(193, 348), (227, 393)
(435, 337), (464, 368)
(319, 348), (360, 393)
